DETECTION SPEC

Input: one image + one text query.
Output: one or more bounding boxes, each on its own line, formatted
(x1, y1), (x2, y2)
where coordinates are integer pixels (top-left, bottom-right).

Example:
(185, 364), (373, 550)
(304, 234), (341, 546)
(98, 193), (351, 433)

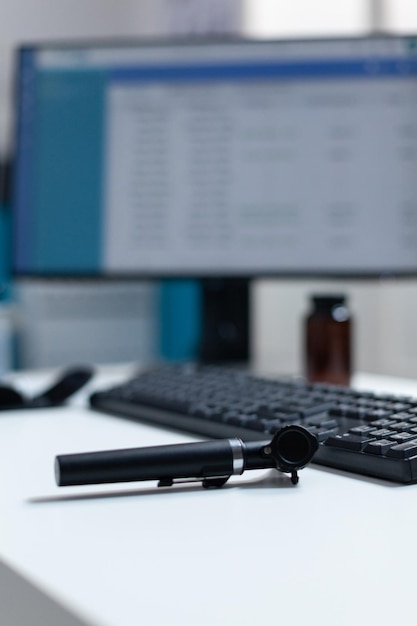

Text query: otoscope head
(267, 425), (319, 474)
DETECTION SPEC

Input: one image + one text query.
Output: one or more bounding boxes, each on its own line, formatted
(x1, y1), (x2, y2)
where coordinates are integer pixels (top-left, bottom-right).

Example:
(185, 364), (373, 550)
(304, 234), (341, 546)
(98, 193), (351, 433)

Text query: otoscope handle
(55, 438), (262, 487)
(55, 425), (318, 488)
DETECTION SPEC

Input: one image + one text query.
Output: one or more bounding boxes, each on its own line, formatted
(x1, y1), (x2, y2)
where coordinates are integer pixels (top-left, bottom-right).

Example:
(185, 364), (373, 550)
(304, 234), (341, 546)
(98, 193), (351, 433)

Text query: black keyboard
(89, 363), (417, 484)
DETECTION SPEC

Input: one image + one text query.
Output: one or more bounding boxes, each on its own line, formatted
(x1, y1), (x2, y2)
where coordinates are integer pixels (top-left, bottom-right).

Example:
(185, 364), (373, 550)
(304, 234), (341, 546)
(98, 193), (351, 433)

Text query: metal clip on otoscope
(55, 425), (319, 490)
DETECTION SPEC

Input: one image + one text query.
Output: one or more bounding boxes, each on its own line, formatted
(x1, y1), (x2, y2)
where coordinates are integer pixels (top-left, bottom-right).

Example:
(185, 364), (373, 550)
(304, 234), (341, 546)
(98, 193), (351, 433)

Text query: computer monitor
(11, 35), (417, 361)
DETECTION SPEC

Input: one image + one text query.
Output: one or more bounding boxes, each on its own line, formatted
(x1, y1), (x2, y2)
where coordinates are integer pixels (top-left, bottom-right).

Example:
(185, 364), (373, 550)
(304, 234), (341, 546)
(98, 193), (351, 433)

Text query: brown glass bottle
(305, 295), (352, 386)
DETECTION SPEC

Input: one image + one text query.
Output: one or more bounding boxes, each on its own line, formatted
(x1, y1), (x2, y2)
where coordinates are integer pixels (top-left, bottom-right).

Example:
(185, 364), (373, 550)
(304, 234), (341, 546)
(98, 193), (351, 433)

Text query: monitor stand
(198, 277), (250, 364)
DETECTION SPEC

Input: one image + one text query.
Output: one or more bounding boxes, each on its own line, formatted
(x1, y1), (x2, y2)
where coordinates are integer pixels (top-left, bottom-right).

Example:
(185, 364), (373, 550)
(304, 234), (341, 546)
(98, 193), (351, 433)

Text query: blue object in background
(0, 203), (11, 299)
(159, 280), (201, 361)
(14, 67), (105, 274)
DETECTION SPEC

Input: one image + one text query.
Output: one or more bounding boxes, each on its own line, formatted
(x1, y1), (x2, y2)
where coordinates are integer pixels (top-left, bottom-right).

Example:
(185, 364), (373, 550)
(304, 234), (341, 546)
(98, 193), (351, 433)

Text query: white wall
(243, 0), (369, 38)
(243, 0), (417, 37)
(386, 0), (417, 31)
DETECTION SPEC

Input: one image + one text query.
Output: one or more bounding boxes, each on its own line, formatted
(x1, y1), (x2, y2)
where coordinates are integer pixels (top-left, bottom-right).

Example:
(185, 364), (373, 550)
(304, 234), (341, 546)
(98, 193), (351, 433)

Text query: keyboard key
(222, 411), (246, 424)
(245, 418), (268, 432)
(324, 433), (376, 451)
(389, 421), (414, 432)
(364, 439), (393, 455)
(304, 415), (337, 427)
(363, 409), (393, 421)
(386, 441), (417, 459)
(369, 428), (396, 439)
(386, 403), (412, 412)
(308, 427), (338, 442)
(349, 425), (375, 436)
(258, 410), (300, 422)
(389, 432), (417, 443)
(390, 412), (414, 421)
(189, 404), (223, 420)
(369, 418), (396, 428)
(297, 402), (335, 417)
(330, 404), (360, 417)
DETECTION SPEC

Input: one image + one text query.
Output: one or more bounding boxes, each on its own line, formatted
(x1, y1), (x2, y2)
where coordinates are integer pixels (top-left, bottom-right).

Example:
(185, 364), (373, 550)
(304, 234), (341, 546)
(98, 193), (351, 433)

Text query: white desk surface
(1, 364), (417, 626)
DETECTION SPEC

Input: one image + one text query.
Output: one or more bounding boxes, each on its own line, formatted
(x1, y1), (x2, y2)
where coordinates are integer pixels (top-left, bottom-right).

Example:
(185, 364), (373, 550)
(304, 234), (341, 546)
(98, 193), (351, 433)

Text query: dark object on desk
(90, 363), (417, 484)
(0, 385), (24, 408)
(31, 366), (94, 406)
(0, 365), (94, 410)
(305, 294), (352, 386)
(55, 424), (318, 488)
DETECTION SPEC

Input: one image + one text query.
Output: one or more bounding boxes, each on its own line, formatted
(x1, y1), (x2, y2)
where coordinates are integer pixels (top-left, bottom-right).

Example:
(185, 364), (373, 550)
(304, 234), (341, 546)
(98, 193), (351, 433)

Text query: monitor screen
(12, 35), (417, 277)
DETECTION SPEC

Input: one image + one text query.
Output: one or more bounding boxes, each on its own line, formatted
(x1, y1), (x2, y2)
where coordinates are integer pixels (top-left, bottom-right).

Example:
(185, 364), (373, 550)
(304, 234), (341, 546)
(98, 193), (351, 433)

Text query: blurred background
(2, 0), (417, 378)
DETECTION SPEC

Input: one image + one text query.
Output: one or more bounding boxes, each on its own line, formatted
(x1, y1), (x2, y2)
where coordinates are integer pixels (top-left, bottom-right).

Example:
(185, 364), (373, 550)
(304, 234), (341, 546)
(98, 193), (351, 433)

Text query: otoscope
(55, 425), (318, 489)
